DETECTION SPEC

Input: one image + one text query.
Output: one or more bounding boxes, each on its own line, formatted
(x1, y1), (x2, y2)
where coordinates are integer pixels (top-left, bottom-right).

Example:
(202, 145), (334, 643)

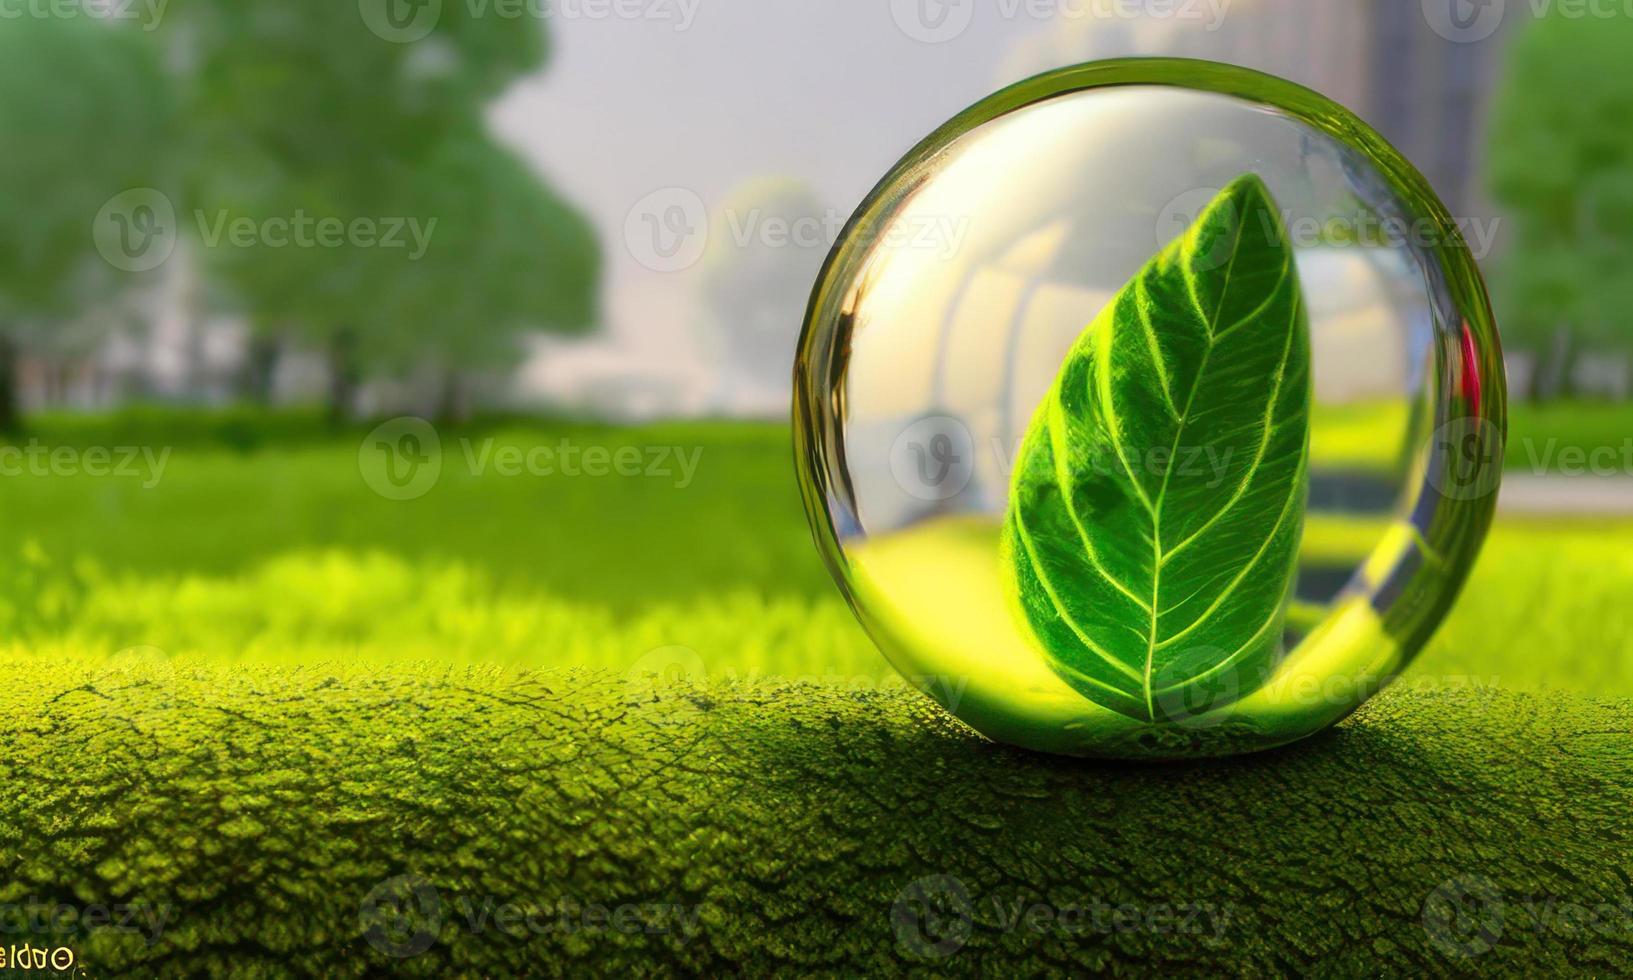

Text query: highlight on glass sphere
(793, 59), (1505, 759)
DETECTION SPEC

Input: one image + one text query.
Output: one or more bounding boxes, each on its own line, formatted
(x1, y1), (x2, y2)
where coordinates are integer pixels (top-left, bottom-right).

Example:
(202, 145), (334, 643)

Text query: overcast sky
(481, 1), (1487, 416)
(489, 2), (1072, 408)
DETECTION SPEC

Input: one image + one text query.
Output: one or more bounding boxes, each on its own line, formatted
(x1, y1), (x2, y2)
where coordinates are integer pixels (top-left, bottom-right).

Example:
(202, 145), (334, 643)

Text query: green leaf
(1001, 174), (1311, 724)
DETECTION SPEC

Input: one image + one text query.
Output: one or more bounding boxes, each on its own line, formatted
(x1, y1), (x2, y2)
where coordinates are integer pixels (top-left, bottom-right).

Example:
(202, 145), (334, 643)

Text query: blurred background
(0, 1), (1629, 695)
(5, 0), (1621, 423)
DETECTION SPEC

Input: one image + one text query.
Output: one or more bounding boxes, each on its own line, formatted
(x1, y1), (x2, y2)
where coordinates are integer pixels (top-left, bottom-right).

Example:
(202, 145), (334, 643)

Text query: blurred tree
(695, 178), (830, 412)
(359, 131), (599, 421)
(1488, 12), (1633, 401)
(0, 19), (173, 431)
(173, 0), (598, 421)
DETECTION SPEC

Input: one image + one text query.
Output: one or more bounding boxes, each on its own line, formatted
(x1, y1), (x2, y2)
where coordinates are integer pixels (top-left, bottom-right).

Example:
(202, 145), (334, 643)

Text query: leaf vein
(1211, 253), (1293, 344)
(1046, 400), (1153, 614)
(1133, 279), (1180, 422)
(1154, 458), (1307, 653)
(1141, 210), (1249, 715)
(1093, 309), (1158, 518)
(1160, 291), (1305, 568)
(1010, 510), (1144, 683)
(1149, 591), (1284, 697)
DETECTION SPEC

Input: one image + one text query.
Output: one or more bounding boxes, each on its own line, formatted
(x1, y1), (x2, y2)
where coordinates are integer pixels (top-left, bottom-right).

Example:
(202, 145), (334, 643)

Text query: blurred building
(998, 0), (1512, 213)
(1366, 1), (1511, 215)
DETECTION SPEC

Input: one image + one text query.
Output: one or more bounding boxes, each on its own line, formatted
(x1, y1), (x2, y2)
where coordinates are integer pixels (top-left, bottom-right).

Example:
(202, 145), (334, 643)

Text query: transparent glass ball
(793, 60), (1506, 759)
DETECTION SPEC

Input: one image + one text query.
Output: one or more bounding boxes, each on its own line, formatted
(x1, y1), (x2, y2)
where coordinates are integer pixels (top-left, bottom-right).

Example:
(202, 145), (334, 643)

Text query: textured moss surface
(1, 663), (1630, 976)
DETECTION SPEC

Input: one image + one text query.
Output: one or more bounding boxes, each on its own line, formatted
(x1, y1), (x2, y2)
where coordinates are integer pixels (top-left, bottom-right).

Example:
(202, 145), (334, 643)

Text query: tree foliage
(360, 131), (599, 379)
(173, 0), (600, 418)
(1487, 11), (1633, 393)
(695, 178), (828, 408)
(0, 19), (174, 428)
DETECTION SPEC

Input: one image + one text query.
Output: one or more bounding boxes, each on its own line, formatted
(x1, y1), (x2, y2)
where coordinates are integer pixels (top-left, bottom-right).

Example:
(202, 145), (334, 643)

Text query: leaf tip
(1219, 171), (1274, 206)
(1186, 172), (1291, 267)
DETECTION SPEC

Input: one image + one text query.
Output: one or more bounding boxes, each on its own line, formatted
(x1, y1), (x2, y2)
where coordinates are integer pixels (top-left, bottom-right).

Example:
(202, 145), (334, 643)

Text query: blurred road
(1499, 476), (1633, 515)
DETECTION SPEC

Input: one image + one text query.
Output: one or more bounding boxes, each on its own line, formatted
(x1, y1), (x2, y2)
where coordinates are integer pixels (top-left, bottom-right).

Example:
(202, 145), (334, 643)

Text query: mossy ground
(0, 414), (1629, 975)
(2, 668), (1629, 976)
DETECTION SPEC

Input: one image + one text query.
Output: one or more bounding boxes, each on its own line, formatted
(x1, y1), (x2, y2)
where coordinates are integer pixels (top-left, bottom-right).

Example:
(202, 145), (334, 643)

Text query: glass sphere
(793, 60), (1505, 759)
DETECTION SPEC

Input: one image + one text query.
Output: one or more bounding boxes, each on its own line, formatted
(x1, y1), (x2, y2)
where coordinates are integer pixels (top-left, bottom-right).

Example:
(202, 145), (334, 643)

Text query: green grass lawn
(0, 411), (1627, 694)
(0, 411), (1629, 974)
(1299, 398), (1633, 475)
(1507, 399), (1633, 473)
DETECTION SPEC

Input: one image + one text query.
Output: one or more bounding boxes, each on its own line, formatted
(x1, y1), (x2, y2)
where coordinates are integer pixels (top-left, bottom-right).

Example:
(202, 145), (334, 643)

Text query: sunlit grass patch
(0, 418), (1626, 702)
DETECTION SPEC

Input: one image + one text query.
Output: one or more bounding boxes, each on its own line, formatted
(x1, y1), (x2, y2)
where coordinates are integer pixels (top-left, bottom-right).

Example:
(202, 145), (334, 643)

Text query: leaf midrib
(1151, 277), (1301, 660)
(1132, 217), (1246, 719)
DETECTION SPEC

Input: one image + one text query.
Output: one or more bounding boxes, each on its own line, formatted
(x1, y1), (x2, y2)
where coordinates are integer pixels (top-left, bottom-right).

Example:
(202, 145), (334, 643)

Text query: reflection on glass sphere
(794, 60), (1505, 759)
